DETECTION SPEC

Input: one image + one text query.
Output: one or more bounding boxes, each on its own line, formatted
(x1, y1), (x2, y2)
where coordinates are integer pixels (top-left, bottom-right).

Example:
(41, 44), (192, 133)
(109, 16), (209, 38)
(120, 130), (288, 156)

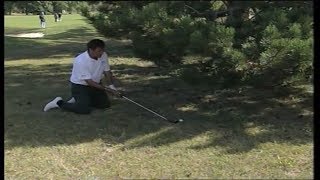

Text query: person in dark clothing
(39, 12), (46, 28)
(54, 12), (58, 22)
(58, 12), (62, 21)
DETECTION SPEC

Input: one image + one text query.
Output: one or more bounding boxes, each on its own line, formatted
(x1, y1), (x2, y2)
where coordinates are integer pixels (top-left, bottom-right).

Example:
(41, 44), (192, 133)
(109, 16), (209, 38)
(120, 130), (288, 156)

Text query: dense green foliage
(65, 1), (315, 87)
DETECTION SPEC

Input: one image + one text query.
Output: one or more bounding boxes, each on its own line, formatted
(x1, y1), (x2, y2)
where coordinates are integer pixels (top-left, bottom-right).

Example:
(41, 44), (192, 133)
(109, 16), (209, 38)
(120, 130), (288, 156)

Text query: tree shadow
(185, 87), (313, 153)
(5, 63), (173, 149)
(5, 61), (313, 154)
(103, 62), (313, 153)
(112, 66), (312, 153)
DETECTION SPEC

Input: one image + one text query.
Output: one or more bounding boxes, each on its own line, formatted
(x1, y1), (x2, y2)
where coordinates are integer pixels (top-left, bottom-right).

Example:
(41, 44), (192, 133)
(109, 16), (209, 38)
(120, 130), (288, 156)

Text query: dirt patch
(5, 32), (44, 38)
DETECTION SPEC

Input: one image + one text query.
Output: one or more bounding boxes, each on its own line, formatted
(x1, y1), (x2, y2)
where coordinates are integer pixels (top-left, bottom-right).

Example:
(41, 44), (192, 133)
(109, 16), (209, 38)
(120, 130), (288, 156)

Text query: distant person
(39, 12), (46, 28)
(58, 12), (62, 21)
(54, 12), (58, 22)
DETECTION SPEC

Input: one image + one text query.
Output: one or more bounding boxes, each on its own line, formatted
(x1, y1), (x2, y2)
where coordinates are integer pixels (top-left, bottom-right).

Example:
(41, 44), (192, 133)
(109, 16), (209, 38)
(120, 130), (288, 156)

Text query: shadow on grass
(5, 27), (134, 61)
(112, 66), (313, 154)
(4, 61), (313, 154)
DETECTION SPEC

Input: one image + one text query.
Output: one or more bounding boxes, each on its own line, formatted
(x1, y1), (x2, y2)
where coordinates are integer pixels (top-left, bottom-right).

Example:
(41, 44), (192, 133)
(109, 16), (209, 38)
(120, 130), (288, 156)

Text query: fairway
(5, 14), (313, 179)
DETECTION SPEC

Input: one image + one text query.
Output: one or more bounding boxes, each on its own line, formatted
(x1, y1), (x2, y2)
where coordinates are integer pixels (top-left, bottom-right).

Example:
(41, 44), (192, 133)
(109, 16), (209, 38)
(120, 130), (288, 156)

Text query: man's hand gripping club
(104, 85), (123, 97)
(85, 79), (122, 97)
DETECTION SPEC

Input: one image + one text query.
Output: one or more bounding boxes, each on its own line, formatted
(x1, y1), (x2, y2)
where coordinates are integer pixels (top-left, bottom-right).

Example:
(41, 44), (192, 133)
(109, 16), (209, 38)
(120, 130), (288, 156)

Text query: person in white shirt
(43, 39), (121, 114)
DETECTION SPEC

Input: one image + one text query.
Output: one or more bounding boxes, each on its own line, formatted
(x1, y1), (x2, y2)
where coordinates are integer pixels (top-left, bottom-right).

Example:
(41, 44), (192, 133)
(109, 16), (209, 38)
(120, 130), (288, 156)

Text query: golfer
(58, 12), (62, 21)
(39, 12), (46, 28)
(43, 39), (121, 114)
(54, 12), (58, 22)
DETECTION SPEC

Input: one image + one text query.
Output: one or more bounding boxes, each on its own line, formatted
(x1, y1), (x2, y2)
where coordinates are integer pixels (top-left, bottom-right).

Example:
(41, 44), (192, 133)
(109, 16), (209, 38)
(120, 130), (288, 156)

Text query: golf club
(122, 95), (183, 124)
(105, 87), (183, 123)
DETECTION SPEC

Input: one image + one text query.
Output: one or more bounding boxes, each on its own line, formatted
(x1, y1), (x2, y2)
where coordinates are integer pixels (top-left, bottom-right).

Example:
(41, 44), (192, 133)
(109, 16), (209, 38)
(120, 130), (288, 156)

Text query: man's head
(87, 39), (105, 59)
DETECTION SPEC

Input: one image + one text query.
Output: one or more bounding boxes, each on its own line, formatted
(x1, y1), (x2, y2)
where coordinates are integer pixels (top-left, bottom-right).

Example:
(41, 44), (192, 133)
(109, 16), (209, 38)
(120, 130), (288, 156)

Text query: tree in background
(80, 1), (313, 88)
(4, 1), (85, 15)
(4, 1), (15, 15)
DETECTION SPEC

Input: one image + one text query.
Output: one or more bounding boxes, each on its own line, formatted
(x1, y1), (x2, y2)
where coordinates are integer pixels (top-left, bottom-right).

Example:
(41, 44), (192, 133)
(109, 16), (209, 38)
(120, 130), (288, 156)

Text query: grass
(4, 14), (313, 179)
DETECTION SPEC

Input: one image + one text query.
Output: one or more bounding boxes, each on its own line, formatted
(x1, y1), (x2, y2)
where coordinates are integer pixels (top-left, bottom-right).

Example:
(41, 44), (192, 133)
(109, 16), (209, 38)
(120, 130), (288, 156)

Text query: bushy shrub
(197, 24), (238, 73)
(189, 30), (208, 54)
(89, 6), (139, 38)
(296, 15), (313, 39)
(179, 67), (206, 85)
(187, 18), (212, 54)
(249, 22), (313, 86)
(286, 23), (302, 38)
(83, 1), (313, 87)
(241, 36), (260, 61)
(194, 24), (247, 86)
(130, 3), (195, 64)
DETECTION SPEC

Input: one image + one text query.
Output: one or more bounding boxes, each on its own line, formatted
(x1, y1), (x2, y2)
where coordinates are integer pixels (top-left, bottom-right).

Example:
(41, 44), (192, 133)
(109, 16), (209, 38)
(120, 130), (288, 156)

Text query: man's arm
(85, 79), (105, 90)
(84, 71), (114, 90)
(85, 79), (120, 96)
(103, 71), (115, 85)
(102, 71), (122, 96)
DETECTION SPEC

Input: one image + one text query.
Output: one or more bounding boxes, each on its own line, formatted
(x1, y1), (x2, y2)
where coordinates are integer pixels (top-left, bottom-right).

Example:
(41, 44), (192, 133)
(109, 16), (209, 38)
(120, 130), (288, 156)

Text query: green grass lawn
(4, 14), (313, 179)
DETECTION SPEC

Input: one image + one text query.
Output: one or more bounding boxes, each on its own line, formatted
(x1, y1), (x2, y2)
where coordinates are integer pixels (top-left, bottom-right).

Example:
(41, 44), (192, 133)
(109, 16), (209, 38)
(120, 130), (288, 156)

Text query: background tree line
(80, 1), (313, 88)
(4, 1), (86, 15)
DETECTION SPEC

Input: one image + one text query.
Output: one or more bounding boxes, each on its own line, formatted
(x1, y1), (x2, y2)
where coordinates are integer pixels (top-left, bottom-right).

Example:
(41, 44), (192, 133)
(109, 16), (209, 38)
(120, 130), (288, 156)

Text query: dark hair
(87, 39), (105, 50)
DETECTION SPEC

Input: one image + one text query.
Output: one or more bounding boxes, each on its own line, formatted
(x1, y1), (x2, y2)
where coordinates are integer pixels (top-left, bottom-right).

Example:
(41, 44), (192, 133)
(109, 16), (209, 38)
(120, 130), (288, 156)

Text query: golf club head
(168, 118), (184, 124)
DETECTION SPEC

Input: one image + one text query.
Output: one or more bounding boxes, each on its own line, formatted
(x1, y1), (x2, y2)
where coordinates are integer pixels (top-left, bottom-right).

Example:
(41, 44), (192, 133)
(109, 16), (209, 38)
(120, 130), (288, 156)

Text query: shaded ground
(5, 59), (313, 154)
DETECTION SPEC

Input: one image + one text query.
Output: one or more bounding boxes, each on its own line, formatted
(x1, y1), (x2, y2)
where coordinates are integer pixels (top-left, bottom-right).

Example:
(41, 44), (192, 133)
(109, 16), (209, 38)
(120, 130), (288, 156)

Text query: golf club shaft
(122, 96), (168, 121)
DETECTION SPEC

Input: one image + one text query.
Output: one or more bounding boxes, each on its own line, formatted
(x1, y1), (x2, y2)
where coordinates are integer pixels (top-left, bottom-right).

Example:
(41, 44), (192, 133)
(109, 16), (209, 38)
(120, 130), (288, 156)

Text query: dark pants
(59, 83), (110, 114)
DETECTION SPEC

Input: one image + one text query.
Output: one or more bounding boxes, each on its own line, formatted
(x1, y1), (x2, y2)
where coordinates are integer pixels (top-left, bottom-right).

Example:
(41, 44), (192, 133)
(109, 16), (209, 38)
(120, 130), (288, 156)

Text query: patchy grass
(5, 14), (313, 179)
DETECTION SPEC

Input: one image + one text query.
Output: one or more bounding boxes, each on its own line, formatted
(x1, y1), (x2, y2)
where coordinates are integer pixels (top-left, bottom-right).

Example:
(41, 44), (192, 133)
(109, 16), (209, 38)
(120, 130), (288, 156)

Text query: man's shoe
(43, 97), (62, 112)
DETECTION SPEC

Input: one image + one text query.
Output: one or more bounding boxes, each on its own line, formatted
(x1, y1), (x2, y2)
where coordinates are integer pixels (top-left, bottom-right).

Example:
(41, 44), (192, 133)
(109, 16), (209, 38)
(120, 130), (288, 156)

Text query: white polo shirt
(70, 51), (110, 85)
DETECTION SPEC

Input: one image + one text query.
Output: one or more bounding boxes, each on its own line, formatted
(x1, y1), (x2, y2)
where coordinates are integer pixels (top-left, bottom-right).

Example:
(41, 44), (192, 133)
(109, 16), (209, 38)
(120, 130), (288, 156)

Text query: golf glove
(105, 84), (122, 97)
